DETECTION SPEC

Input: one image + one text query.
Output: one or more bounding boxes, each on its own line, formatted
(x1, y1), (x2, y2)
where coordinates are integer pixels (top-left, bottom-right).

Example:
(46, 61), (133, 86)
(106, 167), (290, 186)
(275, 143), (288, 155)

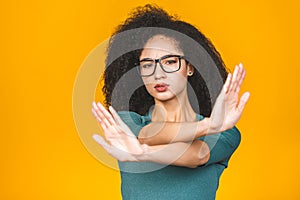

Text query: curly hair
(102, 4), (228, 117)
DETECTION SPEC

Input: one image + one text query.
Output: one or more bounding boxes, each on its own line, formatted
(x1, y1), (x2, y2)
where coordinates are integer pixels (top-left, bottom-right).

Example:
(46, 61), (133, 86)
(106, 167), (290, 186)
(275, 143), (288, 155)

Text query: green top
(117, 111), (241, 200)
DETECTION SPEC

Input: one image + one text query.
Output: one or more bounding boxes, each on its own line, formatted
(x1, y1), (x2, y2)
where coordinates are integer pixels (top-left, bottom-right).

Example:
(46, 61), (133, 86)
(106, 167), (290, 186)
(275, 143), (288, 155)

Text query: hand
(91, 102), (146, 162)
(208, 63), (250, 133)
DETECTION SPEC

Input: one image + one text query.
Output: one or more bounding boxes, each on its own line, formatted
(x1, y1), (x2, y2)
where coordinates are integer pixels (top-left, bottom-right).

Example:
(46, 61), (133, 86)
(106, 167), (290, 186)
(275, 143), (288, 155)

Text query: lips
(154, 83), (169, 92)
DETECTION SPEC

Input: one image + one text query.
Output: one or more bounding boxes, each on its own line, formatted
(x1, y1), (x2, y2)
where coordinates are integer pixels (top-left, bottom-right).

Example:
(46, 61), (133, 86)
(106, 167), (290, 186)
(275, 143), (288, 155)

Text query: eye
(141, 63), (154, 68)
(165, 60), (177, 65)
(163, 57), (179, 65)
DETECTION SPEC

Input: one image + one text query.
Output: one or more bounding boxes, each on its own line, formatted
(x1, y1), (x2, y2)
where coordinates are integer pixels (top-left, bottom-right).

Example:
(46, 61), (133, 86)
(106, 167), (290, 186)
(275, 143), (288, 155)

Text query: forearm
(137, 140), (210, 168)
(138, 118), (210, 145)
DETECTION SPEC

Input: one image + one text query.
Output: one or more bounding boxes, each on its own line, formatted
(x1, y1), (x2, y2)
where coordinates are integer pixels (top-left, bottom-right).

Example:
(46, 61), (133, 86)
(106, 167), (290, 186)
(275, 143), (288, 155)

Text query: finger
(228, 65), (239, 92)
(109, 106), (137, 138)
(92, 103), (120, 140)
(237, 92), (250, 112)
(95, 104), (124, 139)
(93, 103), (109, 130)
(92, 102), (104, 121)
(224, 73), (232, 93)
(92, 108), (102, 123)
(92, 105), (114, 137)
(93, 102), (113, 130)
(230, 64), (242, 93)
(109, 106), (125, 126)
(235, 70), (245, 95)
(93, 134), (136, 162)
(236, 63), (246, 93)
(92, 134), (112, 152)
(234, 64), (244, 92)
(97, 102), (118, 127)
(97, 117), (110, 136)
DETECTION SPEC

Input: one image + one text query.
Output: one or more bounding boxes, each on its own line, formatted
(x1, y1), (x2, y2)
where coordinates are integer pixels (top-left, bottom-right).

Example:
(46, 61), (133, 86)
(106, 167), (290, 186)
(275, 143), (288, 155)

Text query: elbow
(137, 130), (151, 145)
(138, 129), (154, 145)
(138, 137), (153, 146)
(197, 141), (210, 166)
(138, 137), (145, 144)
(185, 141), (210, 168)
(192, 141), (210, 168)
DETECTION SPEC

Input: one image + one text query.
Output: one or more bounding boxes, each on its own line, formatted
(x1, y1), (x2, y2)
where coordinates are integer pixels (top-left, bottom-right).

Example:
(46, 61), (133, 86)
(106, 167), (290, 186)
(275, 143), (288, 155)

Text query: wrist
(135, 144), (151, 162)
(206, 117), (226, 134)
(196, 118), (211, 137)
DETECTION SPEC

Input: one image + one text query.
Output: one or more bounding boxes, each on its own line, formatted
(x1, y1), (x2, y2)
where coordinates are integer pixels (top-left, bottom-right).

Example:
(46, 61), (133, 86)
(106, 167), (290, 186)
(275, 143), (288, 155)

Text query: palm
(209, 63), (250, 133)
(222, 89), (241, 129)
(103, 116), (143, 155)
(91, 102), (144, 162)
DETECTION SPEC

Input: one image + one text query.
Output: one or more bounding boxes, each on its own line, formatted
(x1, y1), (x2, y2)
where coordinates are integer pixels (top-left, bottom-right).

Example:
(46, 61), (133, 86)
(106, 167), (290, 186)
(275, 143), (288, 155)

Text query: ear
(187, 63), (194, 76)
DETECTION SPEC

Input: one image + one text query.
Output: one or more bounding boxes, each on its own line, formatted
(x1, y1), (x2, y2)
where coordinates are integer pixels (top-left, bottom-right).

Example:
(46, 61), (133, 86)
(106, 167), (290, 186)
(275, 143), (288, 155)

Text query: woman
(92, 4), (250, 200)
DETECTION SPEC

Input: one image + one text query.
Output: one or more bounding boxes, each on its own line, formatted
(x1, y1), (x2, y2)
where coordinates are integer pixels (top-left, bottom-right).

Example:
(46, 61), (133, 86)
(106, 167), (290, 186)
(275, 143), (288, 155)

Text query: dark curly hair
(102, 4), (228, 117)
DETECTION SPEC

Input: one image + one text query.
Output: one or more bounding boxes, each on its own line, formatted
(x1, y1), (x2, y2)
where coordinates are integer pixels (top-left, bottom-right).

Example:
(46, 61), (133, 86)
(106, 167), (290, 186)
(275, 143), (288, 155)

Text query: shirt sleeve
(117, 111), (150, 137)
(198, 126), (241, 168)
(118, 111), (241, 168)
(116, 111), (164, 173)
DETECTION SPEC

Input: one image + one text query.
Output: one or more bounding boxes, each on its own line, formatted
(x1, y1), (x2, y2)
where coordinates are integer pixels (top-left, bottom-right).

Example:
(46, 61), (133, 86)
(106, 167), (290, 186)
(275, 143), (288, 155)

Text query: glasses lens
(139, 56), (182, 76)
(139, 60), (155, 76)
(161, 56), (181, 72)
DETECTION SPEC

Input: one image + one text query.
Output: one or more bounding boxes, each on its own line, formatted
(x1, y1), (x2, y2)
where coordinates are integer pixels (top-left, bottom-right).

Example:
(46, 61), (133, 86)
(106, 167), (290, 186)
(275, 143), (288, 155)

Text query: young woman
(91, 4), (250, 200)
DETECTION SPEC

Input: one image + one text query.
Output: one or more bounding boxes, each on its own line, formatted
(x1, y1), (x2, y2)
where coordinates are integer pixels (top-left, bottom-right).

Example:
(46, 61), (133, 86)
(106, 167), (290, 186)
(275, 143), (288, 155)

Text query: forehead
(141, 35), (183, 57)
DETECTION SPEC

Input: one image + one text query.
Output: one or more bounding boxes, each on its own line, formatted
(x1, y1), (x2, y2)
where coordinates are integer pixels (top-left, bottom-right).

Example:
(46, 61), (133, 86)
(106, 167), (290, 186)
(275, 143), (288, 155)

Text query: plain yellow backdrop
(1, 0), (300, 199)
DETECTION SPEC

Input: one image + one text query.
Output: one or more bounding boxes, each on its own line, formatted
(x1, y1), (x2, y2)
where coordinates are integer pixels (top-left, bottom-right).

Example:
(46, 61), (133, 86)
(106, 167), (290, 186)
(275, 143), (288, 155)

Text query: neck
(151, 89), (196, 122)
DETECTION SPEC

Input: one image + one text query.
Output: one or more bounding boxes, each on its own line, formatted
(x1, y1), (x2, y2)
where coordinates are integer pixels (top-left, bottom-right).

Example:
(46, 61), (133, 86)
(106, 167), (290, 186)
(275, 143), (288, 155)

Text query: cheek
(165, 74), (188, 95)
(171, 72), (188, 85)
(142, 77), (151, 85)
(142, 78), (154, 93)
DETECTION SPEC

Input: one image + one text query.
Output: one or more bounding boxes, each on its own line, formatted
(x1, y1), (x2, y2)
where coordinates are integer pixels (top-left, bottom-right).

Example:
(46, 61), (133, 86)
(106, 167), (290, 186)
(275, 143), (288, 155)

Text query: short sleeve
(117, 111), (164, 173)
(198, 126), (241, 168)
(117, 111), (151, 137)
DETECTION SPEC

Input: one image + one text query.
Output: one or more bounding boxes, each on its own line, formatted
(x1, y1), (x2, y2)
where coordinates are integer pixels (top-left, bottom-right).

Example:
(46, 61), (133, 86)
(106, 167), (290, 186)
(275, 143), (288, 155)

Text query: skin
(140, 35), (196, 123)
(91, 35), (250, 168)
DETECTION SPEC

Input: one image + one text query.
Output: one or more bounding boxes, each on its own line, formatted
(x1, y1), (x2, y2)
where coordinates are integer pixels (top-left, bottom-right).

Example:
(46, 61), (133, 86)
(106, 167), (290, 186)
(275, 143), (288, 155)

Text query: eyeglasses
(137, 55), (185, 77)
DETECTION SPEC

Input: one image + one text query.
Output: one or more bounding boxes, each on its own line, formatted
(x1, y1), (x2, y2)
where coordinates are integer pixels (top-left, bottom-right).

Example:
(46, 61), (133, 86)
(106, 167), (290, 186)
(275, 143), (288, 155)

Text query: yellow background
(1, 0), (300, 199)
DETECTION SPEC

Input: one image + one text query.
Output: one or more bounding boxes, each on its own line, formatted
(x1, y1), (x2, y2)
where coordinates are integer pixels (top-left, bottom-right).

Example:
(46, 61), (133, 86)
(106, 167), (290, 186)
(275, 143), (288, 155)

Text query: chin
(151, 92), (177, 102)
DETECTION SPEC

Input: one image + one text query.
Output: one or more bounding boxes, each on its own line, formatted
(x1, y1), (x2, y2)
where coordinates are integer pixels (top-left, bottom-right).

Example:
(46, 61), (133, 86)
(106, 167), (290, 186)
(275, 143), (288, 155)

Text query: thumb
(92, 134), (111, 150)
(237, 92), (250, 112)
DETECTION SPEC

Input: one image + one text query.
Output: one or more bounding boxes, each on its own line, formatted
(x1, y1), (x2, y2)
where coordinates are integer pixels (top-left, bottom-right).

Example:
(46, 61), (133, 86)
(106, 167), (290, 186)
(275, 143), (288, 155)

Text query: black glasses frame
(137, 55), (185, 77)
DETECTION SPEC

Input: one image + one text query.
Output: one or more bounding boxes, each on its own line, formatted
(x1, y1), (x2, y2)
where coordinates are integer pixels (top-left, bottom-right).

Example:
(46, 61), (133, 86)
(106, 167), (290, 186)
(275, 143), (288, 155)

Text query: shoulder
(117, 111), (151, 125)
(117, 111), (152, 136)
(220, 126), (241, 149)
(196, 113), (241, 149)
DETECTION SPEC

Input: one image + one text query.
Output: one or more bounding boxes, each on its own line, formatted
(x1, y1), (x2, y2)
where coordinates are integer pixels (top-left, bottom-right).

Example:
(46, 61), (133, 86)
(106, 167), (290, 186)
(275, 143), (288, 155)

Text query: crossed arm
(92, 63), (250, 168)
(92, 103), (209, 168)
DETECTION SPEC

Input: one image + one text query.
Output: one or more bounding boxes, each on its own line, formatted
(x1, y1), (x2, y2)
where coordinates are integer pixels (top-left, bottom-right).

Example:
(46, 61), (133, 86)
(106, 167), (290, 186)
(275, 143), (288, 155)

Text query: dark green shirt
(118, 111), (241, 200)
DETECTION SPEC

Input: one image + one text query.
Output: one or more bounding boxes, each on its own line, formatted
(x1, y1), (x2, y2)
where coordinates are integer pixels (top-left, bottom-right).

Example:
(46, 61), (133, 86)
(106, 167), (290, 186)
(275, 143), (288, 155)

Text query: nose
(154, 63), (166, 80)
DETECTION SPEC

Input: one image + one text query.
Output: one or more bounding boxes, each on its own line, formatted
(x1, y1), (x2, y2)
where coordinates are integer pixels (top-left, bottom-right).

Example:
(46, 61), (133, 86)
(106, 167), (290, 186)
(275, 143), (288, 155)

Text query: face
(139, 35), (194, 102)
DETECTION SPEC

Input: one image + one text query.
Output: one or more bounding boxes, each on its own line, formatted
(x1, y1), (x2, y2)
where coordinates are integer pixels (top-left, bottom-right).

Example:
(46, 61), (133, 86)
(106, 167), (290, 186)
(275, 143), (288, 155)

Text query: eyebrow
(139, 58), (154, 62)
(139, 54), (180, 62)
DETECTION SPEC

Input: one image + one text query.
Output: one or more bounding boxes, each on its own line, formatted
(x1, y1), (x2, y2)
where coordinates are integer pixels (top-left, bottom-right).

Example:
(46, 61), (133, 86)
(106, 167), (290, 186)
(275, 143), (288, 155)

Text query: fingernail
(92, 134), (101, 143)
(246, 92), (250, 98)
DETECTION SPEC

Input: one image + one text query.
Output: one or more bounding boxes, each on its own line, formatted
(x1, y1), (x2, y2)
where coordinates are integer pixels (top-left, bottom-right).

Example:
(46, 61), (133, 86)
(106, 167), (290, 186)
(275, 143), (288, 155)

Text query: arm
(137, 121), (241, 168)
(198, 127), (241, 167)
(92, 102), (209, 168)
(139, 63), (249, 146)
(140, 139), (210, 168)
(138, 120), (210, 145)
